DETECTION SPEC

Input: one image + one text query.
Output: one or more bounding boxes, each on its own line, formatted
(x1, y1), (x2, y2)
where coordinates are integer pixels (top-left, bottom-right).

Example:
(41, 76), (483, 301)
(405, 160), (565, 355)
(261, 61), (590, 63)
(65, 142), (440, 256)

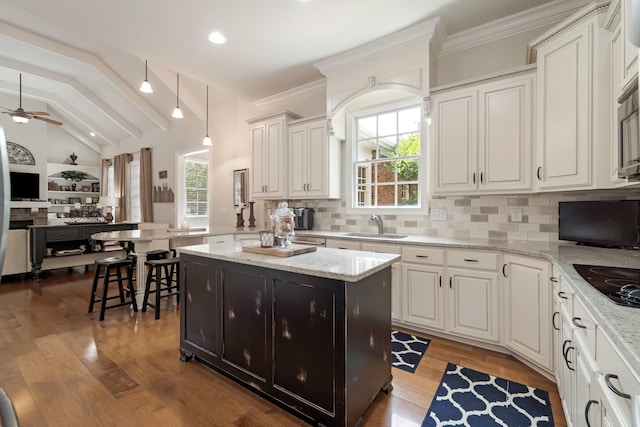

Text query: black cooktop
(573, 264), (640, 308)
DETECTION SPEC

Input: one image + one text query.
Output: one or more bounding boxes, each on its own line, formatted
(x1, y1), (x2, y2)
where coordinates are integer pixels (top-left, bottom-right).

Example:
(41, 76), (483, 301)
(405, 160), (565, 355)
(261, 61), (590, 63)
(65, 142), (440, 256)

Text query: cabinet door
(575, 340), (597, 427)
(504, 254), (552, 371)
(181, 258), (219, 358)
(560, 307), (576, 426)
(273, 279), (335, 413)
(306, 123), (328, 197)
(536, 24), (591, 189)
(401, 263), (445, 330)
(448, 268), (499, 343)
(221, 268), (268, 380)
(2, 230), (29, 275)
(621, 0), (639, 90)
(432, 89), (477, 193)
(251, 124), (267, 196)
(288, 124), (307, 197)
(478, 76), (532, 192)
(264, 119), (285, 197)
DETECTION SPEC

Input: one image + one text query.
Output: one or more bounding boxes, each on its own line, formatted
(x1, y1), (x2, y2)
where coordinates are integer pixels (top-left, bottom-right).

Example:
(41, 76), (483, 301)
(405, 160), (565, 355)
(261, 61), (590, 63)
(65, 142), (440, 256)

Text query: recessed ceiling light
(90, 132), (96, 137)
(208, 31), (227, 44)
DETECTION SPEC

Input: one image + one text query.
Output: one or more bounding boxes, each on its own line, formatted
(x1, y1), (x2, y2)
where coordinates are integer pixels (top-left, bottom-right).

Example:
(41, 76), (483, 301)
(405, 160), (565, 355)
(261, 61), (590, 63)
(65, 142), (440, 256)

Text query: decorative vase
(71, 183), (77, 191)
(69, 152), (77, 165)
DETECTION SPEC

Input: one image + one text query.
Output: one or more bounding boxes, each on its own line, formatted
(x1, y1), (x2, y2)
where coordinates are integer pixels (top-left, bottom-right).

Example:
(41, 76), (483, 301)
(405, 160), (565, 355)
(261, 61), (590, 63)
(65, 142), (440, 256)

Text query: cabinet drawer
(596, 330), (640, 420)
(401, 246), (445, 265)
(448, 250), (497, 270)
(326, 239), (361, 250)
(361, 242), (401, 255)
(45, 228), (80, 241)
(572, 297), (596, 358)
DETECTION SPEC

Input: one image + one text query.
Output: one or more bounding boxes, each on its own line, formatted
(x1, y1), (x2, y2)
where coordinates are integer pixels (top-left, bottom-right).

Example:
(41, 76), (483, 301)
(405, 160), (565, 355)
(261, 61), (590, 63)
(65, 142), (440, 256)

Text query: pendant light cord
(176, 73), (180, 106)
(206, 84), (209, 134)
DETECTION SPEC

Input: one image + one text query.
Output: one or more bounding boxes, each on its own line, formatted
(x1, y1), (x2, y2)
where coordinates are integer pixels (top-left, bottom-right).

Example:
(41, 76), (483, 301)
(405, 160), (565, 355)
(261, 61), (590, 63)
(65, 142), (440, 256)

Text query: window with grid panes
(185, 159), (208, 217)
(353, 105), (421, 209)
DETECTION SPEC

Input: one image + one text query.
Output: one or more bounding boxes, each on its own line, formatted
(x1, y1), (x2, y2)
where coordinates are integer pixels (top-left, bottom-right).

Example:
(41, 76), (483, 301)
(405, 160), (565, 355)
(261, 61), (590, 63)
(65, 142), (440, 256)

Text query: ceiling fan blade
(33, 116), (63, 126)
(26, 111), (50, 116)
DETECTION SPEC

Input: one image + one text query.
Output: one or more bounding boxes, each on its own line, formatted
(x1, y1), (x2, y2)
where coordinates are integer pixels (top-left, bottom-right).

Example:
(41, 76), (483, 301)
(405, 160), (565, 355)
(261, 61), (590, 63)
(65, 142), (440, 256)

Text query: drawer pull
(604, 374), (631, 399)
(572, 317), (587, 329)
(502, 263), (508, 277)
(415, 255), (429, 258)
(585, 399), (598, 427)
(552, 311), (559, 331)
(563, 342), (575, 372)
(550, 277), (559, 283)
(558, 291), (568, 300)
(463, 258), (478, 262)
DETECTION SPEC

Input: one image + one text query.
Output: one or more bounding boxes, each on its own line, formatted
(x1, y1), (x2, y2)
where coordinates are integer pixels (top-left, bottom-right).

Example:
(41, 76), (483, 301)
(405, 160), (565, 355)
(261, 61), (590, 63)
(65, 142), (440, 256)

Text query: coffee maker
(293, 207), (314, 230)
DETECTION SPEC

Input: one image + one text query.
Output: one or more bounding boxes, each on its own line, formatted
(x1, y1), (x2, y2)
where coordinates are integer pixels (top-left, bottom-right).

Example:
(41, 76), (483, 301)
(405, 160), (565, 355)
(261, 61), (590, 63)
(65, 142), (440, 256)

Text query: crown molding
(439, 0), (590, 57)
(314, 18), (440, 76)
(253, 79), (326, 110)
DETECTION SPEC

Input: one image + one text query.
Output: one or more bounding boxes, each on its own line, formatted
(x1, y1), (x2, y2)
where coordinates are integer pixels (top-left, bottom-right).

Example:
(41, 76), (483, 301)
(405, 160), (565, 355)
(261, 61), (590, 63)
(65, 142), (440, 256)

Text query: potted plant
(60, 170), (88, 191)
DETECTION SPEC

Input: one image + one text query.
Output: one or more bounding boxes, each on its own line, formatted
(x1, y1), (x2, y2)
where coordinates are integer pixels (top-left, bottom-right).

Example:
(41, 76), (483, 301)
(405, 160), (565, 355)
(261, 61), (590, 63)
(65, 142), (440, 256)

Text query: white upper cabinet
(530, 1), (612, 191)
(431, 70), (533, 195)
(249, 111), (301, 199)
(621, 0), (639, 90)
(288, 116), (341, 199)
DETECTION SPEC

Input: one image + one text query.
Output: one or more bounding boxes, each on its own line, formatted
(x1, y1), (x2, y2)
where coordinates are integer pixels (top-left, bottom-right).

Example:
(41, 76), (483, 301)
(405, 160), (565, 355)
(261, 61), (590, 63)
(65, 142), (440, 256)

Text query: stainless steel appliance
(618, 81), (640, 179)
(293, 207), (314, 230)
(574, 264), (640, 308)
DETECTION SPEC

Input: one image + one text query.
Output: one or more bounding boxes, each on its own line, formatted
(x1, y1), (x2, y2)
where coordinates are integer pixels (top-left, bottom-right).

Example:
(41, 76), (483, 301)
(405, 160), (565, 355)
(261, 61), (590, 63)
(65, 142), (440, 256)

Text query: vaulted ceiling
(0, 0), (589, 152)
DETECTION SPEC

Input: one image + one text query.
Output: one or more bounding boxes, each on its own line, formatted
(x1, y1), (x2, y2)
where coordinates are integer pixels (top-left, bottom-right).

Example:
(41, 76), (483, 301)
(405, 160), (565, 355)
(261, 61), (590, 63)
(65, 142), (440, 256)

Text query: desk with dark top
(29, 222), (138, 279)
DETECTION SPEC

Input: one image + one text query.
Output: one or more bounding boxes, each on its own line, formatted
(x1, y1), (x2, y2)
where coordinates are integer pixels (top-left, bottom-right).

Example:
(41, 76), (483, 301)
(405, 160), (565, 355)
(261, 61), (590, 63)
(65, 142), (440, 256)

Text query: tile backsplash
(281, 188), (640, 241)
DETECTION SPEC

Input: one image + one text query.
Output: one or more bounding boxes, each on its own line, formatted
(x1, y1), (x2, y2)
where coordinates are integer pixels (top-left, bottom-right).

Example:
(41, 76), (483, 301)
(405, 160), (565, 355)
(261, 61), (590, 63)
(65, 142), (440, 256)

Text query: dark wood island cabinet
(178, 244), (398, 427)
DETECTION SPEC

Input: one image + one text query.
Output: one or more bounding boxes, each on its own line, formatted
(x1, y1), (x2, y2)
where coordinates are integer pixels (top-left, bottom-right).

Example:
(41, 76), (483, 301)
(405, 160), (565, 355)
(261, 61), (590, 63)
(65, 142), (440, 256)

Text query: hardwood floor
(0, 268), (566, 426)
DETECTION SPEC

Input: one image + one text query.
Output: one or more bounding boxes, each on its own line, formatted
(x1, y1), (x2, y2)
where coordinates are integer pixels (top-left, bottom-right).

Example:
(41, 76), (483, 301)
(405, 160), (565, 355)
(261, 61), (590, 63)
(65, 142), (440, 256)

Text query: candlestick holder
(236, 208), (245, 229)
(248, 201), (256, 229)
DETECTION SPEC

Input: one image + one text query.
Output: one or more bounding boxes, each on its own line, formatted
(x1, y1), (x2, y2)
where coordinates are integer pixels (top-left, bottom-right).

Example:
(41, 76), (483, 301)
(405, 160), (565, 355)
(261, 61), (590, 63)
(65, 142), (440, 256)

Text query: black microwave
(618, 81), (640, 179)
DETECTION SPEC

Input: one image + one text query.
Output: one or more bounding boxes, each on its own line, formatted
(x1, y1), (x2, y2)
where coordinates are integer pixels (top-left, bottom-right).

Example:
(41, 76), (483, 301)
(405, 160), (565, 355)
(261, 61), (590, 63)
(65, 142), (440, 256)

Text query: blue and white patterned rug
(423, 363), (554, 427)
(391, 330), (431, 373)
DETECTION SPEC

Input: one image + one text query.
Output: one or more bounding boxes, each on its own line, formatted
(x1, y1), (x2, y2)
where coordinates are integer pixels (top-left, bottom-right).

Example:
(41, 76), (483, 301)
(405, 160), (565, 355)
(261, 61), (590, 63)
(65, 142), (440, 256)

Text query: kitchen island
(177, 242), (400, 427)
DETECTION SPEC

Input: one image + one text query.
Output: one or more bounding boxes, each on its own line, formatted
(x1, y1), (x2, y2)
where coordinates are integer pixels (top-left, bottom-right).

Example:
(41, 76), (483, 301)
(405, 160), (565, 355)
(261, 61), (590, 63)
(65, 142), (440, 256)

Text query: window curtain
(100, 159), (112, 196)
(113, 153), (132, 222)
(140, 147), (153, 222)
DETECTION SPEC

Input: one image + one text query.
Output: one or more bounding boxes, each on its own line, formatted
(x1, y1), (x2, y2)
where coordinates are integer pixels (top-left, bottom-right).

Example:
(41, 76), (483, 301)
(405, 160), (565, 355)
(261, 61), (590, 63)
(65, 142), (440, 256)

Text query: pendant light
(172, 73), (184, 119)
(202, 84), (212, 146)
(139, 60), (153, 93)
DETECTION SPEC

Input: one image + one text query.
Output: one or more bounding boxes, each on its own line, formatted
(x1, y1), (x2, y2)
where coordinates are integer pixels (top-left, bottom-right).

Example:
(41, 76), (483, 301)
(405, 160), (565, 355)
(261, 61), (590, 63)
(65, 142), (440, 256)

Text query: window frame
(183, 158), (209, 219)
(345, 99), (429, 215)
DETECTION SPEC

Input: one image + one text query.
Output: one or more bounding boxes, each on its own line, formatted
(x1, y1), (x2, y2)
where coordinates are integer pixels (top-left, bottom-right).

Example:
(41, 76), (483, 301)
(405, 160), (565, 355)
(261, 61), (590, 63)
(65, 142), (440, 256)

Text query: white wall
(0, 92), (99, 200)
(436, 26), (554, 86)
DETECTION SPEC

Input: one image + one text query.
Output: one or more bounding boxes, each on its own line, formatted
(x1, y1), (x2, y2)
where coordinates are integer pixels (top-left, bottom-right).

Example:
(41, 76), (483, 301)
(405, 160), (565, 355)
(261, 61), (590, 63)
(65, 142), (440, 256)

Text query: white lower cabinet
(503, 254), (552, 372)
(2, 229), (29, 275)
(401, 247), (499, 344)
(402, 262), (446, 330)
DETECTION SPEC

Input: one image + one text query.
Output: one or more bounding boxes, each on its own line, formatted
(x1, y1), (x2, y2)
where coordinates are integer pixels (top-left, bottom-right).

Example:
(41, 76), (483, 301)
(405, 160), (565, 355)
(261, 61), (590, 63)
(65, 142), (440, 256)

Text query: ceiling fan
(1, 73), (63, 126)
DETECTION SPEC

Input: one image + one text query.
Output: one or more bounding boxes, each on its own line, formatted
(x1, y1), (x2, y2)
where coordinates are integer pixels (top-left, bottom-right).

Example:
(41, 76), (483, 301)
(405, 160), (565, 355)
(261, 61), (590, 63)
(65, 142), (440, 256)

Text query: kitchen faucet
(370, 214), (383, 234)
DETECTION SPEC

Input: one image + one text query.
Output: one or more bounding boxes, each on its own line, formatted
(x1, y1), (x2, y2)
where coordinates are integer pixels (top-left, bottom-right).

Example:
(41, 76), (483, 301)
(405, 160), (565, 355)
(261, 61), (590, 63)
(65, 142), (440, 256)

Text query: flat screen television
(9, 171), (40, 201)
(558, 200), (640, 248)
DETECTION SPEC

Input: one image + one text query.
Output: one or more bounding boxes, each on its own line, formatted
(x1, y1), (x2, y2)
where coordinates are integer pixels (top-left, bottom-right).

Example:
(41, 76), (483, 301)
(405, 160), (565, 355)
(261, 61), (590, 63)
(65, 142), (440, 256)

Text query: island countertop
(177, 241), (400, 282)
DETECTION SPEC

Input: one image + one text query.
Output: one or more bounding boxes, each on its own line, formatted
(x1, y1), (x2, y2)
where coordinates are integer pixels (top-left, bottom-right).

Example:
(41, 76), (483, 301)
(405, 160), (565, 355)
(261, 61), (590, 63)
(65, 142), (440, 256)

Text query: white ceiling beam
(0, 20), (171, 132)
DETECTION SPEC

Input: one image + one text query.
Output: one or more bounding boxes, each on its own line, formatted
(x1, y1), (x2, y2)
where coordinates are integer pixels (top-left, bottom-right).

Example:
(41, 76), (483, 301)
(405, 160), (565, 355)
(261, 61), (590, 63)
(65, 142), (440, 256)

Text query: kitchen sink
(344, 232), (408, 239)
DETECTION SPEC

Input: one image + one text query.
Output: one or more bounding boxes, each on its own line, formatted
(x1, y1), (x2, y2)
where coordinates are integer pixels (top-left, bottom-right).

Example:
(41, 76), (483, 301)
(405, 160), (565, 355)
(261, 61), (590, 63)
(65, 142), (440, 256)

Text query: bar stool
(142, 257), (180, 319)
(127, 249), (175, 282)
(88, 257), (138, 321)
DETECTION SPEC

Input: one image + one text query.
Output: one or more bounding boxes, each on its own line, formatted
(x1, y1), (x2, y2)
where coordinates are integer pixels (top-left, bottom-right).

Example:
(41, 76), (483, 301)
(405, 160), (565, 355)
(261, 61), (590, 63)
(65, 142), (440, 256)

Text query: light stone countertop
(292, 230), (640, 375)
(177, 241), (400, 283)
